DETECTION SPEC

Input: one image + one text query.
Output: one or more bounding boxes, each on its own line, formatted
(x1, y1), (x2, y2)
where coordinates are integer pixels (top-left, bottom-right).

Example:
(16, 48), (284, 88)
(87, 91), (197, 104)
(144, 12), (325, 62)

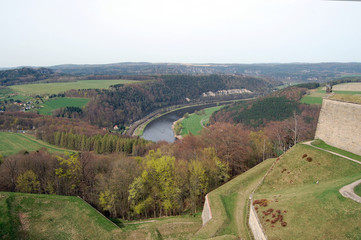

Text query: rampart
(315, 98), (361, 156)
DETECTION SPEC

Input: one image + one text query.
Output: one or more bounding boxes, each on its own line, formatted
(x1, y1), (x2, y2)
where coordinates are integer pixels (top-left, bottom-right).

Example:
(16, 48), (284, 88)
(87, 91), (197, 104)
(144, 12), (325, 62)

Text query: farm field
(301, 83), (361, 105)
(180, 106), (222, 136)
(254, 144), (361, 240)
(0, 132), (69, 156)
(0, 192), (122, 240)
(195, 158), (274, 239)
(38, 97), (89, 115)
(9, 79), (139, 95)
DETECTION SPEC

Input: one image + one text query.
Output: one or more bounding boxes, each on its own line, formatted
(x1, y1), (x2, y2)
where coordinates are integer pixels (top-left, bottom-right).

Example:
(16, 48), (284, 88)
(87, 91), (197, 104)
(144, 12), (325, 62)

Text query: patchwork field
(0, 132), (69, 156)
(254, 144), (361, 240)
(0, 192), (122, 240)
(301, 83), (361, 105)
(9, 79), (139, 95)
(180, 106), (222, 136)
(38, 97), (89, 115)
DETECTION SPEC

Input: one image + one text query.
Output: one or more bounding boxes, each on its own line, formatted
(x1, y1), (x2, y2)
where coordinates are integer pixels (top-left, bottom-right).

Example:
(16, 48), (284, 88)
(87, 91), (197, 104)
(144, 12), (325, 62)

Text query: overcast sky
(1, 0), (361, 67)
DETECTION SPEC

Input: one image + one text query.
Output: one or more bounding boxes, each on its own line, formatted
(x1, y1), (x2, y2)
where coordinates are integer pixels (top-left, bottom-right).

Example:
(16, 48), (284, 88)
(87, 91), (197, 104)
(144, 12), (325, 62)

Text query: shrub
(302, 154), (307, 158)
(306, 157), (313, 162)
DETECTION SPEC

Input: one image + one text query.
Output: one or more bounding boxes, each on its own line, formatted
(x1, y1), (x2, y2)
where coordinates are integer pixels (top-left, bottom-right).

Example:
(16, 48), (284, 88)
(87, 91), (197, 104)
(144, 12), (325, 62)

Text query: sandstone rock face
(315, 99), (361, 156)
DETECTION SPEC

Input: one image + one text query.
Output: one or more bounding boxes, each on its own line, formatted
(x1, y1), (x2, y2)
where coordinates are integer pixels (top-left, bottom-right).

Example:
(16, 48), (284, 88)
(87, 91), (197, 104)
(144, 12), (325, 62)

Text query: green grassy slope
(9, 79), (139, 95)
(195, 158), (275, 239)
(38, 97), (89, 115)
(115, 214), (202, 240)
(0, 192), (122, 240)
(312, 139), (361, 162)
(0, 132), (70, 156)
(254, 144), (361, 240)
(354, 183), (361, 197)
(181, 106), (222, 136)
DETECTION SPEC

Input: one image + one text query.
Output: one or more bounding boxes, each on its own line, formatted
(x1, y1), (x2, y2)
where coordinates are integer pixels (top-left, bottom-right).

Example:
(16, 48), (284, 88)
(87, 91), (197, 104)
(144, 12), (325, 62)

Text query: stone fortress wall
(315, 98), (361, 156)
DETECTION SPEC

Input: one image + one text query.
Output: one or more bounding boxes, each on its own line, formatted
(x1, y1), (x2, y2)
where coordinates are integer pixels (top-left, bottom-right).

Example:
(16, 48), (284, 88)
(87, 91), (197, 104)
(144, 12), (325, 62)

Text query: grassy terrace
(196, 158), (275, 239)
(38, 97), (89, 115)
(0, 192), (122, 240)
(0, 132), (70, 156)
(254, 144), (361, 239)
(180, 106), (222, 136)
(112, 214), (202, 240)
(311, 139), (361, 162)
(9, 79), (139, 95)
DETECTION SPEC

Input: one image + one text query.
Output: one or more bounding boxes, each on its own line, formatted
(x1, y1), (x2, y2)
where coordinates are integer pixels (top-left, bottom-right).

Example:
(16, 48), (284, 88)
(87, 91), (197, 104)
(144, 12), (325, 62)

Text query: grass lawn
(112, 214), (202, 240)
(254, 144), (361, 240)
(0, 132), (70, 156)
(195, 158), (275, 239)
(354, 183), (361, 197)
(0, 192), (122, 240)
(311, 139), (361, 162)
(38, 97), (89, 115)
(9, 79), (139, 95)
(180, 106), (222, 136)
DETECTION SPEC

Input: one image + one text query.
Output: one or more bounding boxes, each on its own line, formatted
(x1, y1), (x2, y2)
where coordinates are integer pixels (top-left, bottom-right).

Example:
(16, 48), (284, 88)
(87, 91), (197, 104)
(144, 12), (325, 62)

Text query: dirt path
(302, 141), (361, 203)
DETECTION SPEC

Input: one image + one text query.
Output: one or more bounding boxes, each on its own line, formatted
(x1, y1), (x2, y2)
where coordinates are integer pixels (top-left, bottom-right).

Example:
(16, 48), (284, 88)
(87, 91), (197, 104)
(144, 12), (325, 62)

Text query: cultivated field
(195, 158), (275, 239)
(0, 192), (122, 240)
(181, 106), (222, 136)
(38, 97), (89, 115)
(9, 79), (139, 95)
(329, 82), (361, 91)
(254, 144), (361, 239)
(0, 132), (69, 156)
(301, 84), (361, 105)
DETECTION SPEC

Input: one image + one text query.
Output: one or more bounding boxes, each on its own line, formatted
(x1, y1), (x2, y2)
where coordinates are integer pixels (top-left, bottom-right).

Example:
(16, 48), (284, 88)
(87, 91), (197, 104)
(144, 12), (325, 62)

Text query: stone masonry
(315, 98), (361, 156)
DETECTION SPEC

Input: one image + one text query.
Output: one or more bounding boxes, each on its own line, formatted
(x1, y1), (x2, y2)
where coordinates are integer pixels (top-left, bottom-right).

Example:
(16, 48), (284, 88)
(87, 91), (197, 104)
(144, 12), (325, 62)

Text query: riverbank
(172, 117), (184, 140)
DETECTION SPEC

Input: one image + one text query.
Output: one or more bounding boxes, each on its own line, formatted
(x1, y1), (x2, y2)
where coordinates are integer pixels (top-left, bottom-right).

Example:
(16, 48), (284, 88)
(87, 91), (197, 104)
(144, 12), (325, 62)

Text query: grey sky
(1, 0), (361, 67)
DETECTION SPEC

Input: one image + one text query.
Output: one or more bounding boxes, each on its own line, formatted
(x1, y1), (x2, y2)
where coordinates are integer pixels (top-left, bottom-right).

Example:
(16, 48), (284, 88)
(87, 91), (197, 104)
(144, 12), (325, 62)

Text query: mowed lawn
(254, 144), (361, 240)
(180, 106), (222, 136)
(9, 79), (139, 95)
(0, 192), (122, 240)
(0, 132), (69, 156)
(38, 97), (89, 115)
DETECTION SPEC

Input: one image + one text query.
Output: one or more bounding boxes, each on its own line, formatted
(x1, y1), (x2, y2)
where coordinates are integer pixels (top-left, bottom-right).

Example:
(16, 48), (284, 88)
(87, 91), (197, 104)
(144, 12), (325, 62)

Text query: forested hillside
(67, 74), (276, 127)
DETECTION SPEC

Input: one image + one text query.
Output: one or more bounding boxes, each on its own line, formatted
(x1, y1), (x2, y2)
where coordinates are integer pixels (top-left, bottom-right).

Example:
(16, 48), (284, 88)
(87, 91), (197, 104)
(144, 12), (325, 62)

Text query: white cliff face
(202, 89), (252, 97)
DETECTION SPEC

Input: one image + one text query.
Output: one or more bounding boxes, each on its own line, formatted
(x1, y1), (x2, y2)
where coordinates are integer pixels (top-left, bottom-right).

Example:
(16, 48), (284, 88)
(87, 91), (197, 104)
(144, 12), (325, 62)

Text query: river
(142, 103), (219, 143)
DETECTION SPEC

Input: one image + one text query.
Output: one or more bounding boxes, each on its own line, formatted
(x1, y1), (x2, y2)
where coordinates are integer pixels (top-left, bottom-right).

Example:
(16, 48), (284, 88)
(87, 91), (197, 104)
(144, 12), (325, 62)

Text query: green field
(0, 192), (122, 240)
(0, 132), (69, 156)
(38, 97), (89, 115)
(195, 158), (275, 239)
(180, 106), (222, 136)
(300, 84), (361, 105)
(312, 139), (361, 162)
(9, 80), (139, 95)
(254, 144), (361, 239)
